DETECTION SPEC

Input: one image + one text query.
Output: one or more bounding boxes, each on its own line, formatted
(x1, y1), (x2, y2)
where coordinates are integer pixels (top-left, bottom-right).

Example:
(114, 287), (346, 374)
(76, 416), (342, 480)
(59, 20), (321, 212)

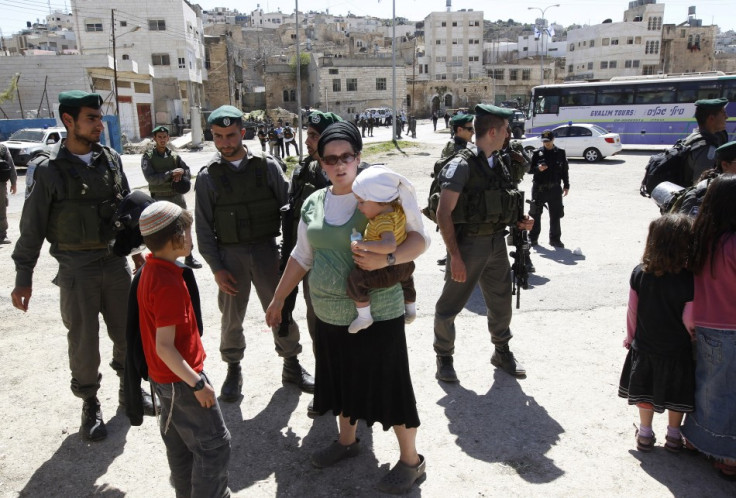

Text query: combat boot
(435, 355), (458, 382)
(81, 396), (107, 441)
(220, 362), (243, 402)
(184, 254), (202, 269)
(282, 356), (315, 394)
(118, 378), (158, 416)
(491, 345), (526, 377)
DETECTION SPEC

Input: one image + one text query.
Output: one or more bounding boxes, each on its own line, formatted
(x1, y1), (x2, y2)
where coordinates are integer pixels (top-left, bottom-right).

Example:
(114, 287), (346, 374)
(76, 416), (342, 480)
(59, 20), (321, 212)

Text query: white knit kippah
(139, 201), (183, 236)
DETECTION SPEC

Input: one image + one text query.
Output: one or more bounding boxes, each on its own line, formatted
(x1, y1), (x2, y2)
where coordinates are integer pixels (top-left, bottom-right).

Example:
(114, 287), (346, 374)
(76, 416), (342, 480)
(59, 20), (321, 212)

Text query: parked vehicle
(521, 123), (622, 162)
(510, 110), (526, 139)
(1, 127), (66, 167)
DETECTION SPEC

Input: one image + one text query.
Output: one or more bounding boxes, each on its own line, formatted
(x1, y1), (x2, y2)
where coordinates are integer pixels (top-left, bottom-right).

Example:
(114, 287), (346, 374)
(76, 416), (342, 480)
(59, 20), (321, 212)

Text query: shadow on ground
(20, 411), (130, 497)
(437, 370), (564, 484)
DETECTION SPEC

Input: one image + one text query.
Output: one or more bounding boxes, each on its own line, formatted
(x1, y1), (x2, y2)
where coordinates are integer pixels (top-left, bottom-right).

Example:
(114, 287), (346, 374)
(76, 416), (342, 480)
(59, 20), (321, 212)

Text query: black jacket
(123, 262), (203, 426)
(530, 145), (570, 189)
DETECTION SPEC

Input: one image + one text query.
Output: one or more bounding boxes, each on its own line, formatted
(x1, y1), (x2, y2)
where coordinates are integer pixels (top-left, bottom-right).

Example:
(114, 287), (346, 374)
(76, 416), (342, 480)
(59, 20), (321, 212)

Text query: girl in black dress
(618, 214), (695, 453)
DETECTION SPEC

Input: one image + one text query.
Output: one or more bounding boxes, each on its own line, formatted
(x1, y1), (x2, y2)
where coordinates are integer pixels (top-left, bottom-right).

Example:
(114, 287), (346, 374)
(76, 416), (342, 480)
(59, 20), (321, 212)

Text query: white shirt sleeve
(290, 219), (313, 270)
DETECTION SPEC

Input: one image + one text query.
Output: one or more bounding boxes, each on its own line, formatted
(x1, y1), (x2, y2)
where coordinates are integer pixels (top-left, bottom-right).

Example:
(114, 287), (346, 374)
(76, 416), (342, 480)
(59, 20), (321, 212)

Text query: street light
(528, 4), (559, 85)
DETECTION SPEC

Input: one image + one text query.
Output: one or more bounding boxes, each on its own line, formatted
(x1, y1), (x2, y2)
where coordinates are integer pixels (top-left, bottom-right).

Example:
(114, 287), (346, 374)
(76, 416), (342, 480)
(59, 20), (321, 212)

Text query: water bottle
(350, 228), (362, 242)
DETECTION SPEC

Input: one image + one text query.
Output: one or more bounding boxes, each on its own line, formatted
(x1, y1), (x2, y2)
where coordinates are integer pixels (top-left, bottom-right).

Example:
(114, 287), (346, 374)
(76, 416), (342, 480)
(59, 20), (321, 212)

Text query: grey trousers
(218, 241), (302, 363)
(434, 232), (513, 356)
(153, 372), (231, 498)
(0, 181), (8, 239)
(58, 255), (131, 399)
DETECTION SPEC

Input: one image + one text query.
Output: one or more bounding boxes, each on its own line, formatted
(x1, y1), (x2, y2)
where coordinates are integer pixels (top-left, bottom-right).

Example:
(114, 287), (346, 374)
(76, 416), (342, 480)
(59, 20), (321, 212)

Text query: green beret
(694, 97), (728, 108)
(58, 90), (103, 108)
(451, 113), (474, 126)
(207, 105), (243, 127)
(716, 140), (736, 162)
(152, 125), (169, 135)
(474, 104), (514, 119)
(307, 110), (343, 134)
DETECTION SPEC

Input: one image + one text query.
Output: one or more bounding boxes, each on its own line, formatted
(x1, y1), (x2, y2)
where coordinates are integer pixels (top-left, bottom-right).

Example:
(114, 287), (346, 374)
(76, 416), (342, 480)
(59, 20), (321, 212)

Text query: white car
(1, 127), (66, 167)
(521, 123), (622, 162)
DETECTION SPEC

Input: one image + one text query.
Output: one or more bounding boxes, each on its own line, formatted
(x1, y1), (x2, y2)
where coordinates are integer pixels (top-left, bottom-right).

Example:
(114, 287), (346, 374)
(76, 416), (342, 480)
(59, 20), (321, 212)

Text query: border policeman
(441, 114), (475, 159)
(11, 90), (153, 441)
(194, 105), (314, 402)
(141, 125), (201, 268)
(683, 97), (729, 185)
(434, 104), (534, 382)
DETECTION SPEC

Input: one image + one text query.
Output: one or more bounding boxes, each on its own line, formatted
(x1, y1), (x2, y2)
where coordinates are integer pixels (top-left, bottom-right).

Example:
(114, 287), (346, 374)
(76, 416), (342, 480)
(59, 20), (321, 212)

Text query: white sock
(349, 305), (373, 333)
(405, 302), (417, 324)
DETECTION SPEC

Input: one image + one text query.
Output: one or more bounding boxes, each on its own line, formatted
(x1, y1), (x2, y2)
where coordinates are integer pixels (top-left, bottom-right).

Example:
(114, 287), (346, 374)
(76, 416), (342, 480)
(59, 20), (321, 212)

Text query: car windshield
(9, 130), (46, 142)
(590, 125), (610, 135)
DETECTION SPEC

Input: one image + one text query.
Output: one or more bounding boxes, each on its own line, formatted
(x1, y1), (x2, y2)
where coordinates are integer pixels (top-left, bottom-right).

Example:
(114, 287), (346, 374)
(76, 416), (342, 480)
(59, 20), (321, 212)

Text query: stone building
(203, 25), (245, 110)
(660, 23), (717, 74)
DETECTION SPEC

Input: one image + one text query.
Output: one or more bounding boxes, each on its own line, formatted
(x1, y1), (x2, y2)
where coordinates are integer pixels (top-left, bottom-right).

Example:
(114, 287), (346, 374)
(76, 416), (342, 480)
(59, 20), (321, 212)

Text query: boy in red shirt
(137, 201), (231, 497)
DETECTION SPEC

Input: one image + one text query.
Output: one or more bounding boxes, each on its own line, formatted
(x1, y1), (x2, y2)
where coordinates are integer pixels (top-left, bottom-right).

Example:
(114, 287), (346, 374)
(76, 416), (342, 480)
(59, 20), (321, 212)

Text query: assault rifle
(508, 192), (531, 309)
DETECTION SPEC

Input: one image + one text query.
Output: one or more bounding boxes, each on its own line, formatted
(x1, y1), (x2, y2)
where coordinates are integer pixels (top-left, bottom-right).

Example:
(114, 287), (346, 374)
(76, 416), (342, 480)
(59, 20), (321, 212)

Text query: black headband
(317, 122), (363, 157)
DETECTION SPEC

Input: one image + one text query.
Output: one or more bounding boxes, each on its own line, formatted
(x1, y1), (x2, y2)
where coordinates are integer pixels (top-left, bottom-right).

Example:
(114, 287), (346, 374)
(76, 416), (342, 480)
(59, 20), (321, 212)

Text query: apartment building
(72, 0), (206, 135)
(565, 1), (664, 80)
(417, 9), (484, 82)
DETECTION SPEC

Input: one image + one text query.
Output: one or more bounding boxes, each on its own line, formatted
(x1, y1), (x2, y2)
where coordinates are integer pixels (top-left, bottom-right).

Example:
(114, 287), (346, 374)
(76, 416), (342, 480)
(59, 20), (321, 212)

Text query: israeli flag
(545, 26), (555, 38)
(534, 26), (541, 39)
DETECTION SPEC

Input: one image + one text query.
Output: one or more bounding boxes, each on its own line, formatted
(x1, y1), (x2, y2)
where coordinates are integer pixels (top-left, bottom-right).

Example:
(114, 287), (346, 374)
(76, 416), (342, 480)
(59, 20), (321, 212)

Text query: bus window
(596, 86), (634, 105)
(560, 88), (596, 107)
(635, 84), (677, 104)
(677, 81), (721, 102)
(533, 92), (560, 115)
(721, 78), (736, 102)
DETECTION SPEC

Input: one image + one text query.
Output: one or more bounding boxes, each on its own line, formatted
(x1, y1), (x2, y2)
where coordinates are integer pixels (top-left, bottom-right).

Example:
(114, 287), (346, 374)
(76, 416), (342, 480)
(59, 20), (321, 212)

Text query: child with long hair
(618, 213), (695, 453)
(682, 173), (736, 480)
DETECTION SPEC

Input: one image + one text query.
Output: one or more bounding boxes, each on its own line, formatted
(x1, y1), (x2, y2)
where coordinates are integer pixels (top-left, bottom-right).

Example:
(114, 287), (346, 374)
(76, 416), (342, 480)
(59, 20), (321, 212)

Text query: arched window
(283, 90), (289, 102)
(122, 54), (130, 60)
(444, 94), (453, 107)
(290, 89), (296, 101)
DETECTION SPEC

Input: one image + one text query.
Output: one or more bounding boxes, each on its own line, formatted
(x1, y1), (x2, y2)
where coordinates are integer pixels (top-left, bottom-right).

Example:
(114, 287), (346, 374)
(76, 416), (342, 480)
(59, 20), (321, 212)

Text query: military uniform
(283, 125), (299, 156)
(195, 146), (302, 361)
(529, 134), (569, 247)
(257, 127), (267, 152)
(12, 98), (131, 407)
(434, 104), (525, 380)
(675, 140), (736, 217)
(0, 143), (17, 243)
(141, 144), (190, 208)
(683, 97), (730, 185)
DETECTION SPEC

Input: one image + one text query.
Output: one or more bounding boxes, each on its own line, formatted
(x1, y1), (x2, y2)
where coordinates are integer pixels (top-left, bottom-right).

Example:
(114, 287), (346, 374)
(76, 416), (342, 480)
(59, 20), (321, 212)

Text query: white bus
(526, 72), (736, 145)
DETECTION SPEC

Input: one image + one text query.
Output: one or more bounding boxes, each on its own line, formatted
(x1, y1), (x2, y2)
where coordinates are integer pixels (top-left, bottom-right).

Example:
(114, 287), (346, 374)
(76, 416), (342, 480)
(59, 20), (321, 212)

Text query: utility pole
(295, 0), (303, 161)
(111, 9), (120, 115)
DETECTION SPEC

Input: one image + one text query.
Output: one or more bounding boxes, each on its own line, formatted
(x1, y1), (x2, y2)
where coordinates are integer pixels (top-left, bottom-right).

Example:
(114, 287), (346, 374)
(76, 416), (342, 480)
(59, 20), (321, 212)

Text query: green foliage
(289, 53), (311, 73)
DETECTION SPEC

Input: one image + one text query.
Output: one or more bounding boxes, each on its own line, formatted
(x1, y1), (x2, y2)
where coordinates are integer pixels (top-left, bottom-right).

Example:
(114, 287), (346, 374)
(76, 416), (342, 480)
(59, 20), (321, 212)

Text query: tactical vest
(451, 152), (521, 236)
(283, 127), (294, 139)
(46, 149), (124, 250)
(288, 159), (330, 243)
(209, 154), (281, 244)
(146, 149), (179, 196)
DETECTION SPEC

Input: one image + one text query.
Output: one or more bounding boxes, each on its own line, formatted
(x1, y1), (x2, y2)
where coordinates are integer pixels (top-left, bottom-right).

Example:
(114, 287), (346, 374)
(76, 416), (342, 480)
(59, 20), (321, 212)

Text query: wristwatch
(386, 253), (396, 266)
(191, 374), (205, 392)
